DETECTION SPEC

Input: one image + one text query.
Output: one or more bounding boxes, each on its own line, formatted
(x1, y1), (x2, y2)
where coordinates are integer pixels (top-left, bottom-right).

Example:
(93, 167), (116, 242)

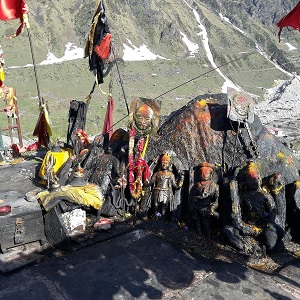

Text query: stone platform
(0, 156), (299, 299)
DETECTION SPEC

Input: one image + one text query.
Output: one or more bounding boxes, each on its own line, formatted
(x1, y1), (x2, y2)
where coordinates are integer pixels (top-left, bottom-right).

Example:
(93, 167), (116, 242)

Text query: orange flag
(277, 1), (300, 42)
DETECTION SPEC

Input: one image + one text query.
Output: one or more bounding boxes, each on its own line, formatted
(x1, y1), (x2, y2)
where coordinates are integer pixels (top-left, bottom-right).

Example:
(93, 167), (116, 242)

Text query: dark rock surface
(147, 93), (300, 185)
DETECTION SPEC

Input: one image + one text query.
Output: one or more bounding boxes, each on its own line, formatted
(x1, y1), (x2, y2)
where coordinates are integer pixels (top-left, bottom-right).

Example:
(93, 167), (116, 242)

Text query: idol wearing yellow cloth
(39, 147), (72, 181)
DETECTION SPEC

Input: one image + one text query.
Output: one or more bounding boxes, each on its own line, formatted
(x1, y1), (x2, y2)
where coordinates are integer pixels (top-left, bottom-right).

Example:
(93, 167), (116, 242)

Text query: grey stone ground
(0, 229), (299, 300)
(0, 160), (299, 300)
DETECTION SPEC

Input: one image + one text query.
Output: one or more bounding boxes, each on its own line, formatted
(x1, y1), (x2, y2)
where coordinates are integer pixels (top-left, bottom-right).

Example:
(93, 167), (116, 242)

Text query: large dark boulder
(144, 93), (300, 243)
(146, 93), (300, 185)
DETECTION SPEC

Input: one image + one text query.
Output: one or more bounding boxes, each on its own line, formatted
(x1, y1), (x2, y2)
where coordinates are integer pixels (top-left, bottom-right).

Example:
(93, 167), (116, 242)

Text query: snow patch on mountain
(180, 31), (199, 57)
(182, 0), (240, 93)
(122, 39), (167, 61)
(40, 42), (84, 65)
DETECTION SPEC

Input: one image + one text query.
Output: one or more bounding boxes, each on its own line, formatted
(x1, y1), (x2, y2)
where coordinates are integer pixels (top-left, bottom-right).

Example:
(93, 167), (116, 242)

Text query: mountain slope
(0, 0), (299, 139)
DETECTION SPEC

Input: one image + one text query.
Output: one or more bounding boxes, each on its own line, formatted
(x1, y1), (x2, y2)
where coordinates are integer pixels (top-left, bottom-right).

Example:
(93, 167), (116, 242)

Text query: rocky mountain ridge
(0, 0), (299, 139)
(2, 0), (299, 72)
(255, 76), (300, 153)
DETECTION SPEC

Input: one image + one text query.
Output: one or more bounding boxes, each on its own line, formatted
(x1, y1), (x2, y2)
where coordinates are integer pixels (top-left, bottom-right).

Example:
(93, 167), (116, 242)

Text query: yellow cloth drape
(39, 148), (72, 180)
(0, 66), (5, 81)
(38, 184), (103, 211)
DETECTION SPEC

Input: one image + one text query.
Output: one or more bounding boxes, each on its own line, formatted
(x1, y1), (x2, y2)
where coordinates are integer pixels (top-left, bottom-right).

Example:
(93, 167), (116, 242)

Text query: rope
(92, 46), (292, 136)
(85, 80), (97, 104)
(101, 51), (259, 134)
(111, 44), (129, 114)
(154, 51), (258, 100)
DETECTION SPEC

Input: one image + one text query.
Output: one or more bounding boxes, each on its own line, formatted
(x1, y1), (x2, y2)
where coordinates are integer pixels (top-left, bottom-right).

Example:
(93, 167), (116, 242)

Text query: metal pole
(26, 27), (42, 106)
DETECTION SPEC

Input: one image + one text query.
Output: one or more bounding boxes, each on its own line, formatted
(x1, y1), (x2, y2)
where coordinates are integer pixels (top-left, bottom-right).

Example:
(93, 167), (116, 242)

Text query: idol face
(133, 104), (154, 131)
(161, 159), (170, 170)
(199, 167), (213, 181)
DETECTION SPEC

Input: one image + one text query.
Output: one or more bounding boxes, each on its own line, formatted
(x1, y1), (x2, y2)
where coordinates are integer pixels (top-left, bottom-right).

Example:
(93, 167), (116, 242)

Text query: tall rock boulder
(146, 93), (300, 184)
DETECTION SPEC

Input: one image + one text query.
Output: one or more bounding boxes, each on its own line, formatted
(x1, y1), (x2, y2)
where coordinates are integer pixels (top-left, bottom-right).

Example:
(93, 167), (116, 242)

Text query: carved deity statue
(133, 103), (155, 136)
(190, 162), (219, 239)
(224, 161), (285, 257)
(127, 98), (161, 213)
(128, 97), (160, 138)
(144, 153), (184, 220)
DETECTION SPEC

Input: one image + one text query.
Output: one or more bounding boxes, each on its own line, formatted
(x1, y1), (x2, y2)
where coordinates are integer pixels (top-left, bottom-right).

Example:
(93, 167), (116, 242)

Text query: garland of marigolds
(128, 128), (151, 199)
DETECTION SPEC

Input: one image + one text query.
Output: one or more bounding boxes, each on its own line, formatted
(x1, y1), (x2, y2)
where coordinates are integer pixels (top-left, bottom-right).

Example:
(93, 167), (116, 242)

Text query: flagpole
(25, 19), (42, 106)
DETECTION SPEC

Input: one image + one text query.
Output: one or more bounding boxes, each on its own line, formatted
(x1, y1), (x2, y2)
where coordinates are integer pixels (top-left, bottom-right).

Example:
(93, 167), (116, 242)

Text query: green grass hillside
(0, 0), (299, 143)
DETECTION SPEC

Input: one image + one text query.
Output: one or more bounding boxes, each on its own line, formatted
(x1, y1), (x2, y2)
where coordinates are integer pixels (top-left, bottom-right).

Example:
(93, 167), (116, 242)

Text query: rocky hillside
(1, 0), (299, 72)
(255, 76), (300, 153)
(0, 0), (299, 139)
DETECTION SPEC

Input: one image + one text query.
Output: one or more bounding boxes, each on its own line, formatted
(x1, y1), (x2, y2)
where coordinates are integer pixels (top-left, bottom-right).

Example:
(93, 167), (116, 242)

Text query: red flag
(277, 1), (300, 42)
(0, 0), (29, 38)
(0, 0), (29, 20)
(102, 96), (114, 138)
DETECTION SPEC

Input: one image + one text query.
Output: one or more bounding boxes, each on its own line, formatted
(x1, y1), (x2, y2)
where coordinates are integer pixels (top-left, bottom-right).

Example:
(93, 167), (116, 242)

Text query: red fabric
(142, 161), (151, 181)
(33, 112), (49, 148)
(0, 0), (29, 20)
(11, 143), (20, 155)
(26, 142), (39, 151)
(277, 1), (300, 41)
(94, 33), (112, 59)
(75, 129), (90, 145)
(102, 96), (114, 138)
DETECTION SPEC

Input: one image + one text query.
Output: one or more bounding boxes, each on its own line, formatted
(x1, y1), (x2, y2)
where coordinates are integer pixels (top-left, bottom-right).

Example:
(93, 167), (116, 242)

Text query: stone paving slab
(0, 158), (43, 196)
(0, 241), (45, 274)
(0, 229), (299, 300)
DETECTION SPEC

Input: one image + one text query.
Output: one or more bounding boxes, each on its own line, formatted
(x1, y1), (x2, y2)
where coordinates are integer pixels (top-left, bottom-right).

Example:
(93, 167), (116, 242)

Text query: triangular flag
(277, 1), (300, 42)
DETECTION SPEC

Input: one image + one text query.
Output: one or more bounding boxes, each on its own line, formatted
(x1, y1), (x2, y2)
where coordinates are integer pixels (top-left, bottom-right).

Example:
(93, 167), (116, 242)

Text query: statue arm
(230, 179), (260, 236)
(230, 179), (244, 229)
(211, 183), (219, 211)
(264, 193), (277, 222)
(189, 185), (196, 203)
(171, 171), (184, 190)
(144, 172), (157, 187)
(177, 170), (185, 188)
